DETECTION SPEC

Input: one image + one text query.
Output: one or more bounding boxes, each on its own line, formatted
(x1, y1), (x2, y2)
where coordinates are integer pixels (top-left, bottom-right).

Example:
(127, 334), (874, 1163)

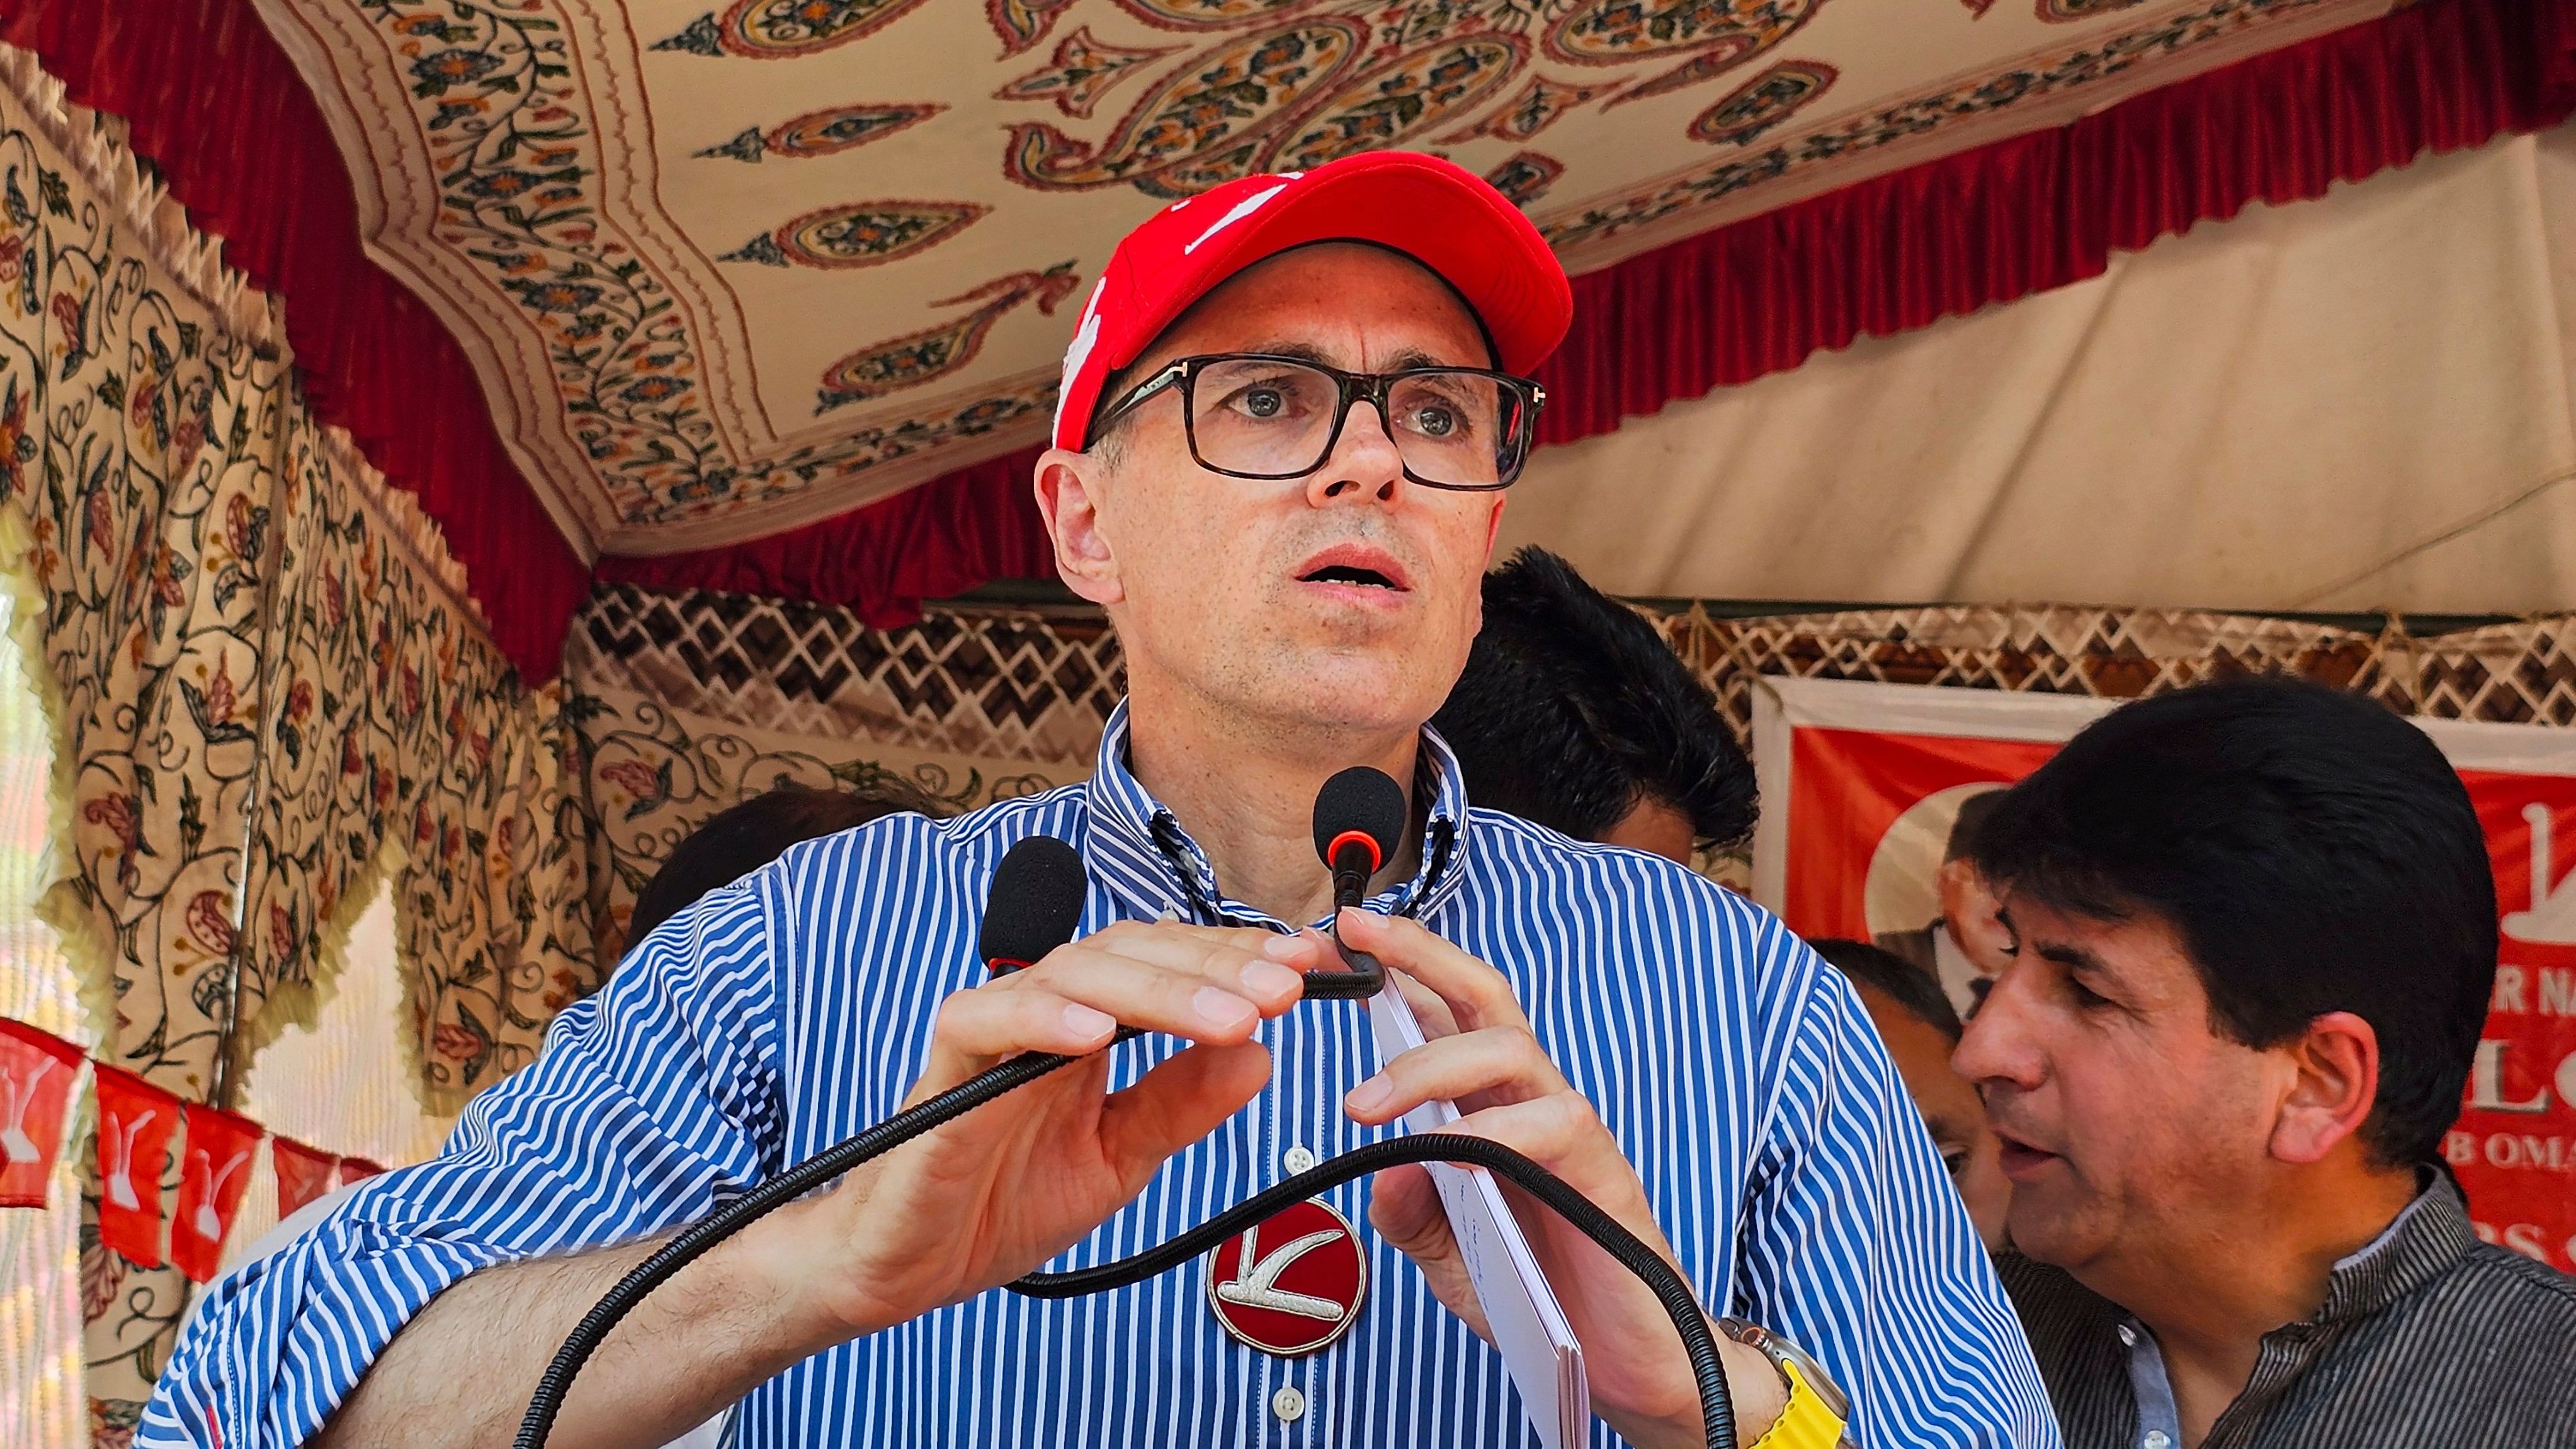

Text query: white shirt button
(1282, 1145), (1317, 1175)
(2143, 1433), (2170, 1449)
(2117, 1324), (2138, 1347)
(1271, 1386), (1307, 1423)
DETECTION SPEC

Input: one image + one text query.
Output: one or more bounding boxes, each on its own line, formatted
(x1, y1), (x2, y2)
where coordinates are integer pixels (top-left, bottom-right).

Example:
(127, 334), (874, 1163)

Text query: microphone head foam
(1312, 766), (1407, 872)
(978, 835), (1089, 969)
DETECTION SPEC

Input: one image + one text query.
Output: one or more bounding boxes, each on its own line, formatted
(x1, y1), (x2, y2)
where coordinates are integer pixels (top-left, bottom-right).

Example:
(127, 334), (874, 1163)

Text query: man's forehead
(1143, 242), (1494, 367)
(2006, 893), (2198, 982)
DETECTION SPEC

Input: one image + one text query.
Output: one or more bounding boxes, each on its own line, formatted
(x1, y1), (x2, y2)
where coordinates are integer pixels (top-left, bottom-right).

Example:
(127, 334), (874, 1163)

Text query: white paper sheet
(1369, 986), (1589, 1449)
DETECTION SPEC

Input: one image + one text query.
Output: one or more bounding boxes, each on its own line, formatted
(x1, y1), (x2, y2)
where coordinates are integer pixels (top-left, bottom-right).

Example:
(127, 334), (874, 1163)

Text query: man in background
(1960, 679), (2576, 1447)
(1431, 546), (1756, 865)
(1808, 938), (2010, 1251)
(1876, 789), (2014, 1015)
(619, 781), (945, 955)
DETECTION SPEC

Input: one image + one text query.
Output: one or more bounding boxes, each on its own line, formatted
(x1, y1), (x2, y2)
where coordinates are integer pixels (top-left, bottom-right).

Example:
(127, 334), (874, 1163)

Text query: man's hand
(778, 920), (1304, 1343)
(1265, 911), (1786, 1449)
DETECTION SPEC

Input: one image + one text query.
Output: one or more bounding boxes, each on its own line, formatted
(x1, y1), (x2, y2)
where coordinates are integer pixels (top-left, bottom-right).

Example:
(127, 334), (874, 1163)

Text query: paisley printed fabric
(0, 62), (591, 1424)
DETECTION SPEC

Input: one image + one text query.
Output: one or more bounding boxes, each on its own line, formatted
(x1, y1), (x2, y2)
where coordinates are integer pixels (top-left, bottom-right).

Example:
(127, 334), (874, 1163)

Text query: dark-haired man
(621, 781), (947, 952)
(1959, 678), (2576, 1448)
(1808, 938), (2009, 1251)
(1431, 546), (1756, 865)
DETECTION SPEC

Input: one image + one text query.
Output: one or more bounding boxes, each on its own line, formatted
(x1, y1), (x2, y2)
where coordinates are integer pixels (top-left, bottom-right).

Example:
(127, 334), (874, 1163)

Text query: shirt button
(2143, 1433), (2170, 1449)
(1283, 1145), (1317, 1175)
(1272, 1386), (1307, 1423)
(2117, 1324), (2138, 1347)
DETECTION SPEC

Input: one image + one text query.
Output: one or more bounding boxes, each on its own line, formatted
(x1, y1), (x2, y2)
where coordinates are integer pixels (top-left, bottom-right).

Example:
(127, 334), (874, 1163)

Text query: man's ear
(1034, 448), (1122, 607)
(2269, 1010), (2382, 1165)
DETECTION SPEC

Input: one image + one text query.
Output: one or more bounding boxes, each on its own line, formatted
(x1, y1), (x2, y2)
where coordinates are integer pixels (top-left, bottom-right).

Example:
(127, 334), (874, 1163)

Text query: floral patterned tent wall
(0, 56), (594, 1429)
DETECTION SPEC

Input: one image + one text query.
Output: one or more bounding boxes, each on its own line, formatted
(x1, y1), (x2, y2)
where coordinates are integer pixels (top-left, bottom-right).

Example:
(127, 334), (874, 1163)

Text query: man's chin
(2000, 1190), (2105, 1271)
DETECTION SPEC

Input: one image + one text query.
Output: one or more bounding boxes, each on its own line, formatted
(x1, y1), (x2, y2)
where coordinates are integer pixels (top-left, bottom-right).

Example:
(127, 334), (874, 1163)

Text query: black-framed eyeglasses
(1089, 353), (1548, 491)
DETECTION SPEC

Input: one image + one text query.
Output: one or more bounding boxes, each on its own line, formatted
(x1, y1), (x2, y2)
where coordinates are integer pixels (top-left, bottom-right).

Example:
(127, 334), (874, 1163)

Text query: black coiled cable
(514, 1052), (1737, 1449)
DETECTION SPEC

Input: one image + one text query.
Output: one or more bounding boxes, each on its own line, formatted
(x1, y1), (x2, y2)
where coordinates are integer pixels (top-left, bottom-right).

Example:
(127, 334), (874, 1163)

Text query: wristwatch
(1716, 1316), (1854, 1449)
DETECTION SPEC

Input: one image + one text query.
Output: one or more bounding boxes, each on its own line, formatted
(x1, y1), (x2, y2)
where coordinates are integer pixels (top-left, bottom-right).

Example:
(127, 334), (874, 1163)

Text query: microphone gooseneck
(1303, 766), (1407, 999)
(518, 828), (1739, 1449)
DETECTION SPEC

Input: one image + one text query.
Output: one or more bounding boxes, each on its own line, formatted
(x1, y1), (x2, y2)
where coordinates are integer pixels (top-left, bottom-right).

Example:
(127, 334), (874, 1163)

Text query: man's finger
(1097, 1040), (1274, 1173)
(1335, 910), (1525, 1028)
(1342, 1025), (1570, 1125)
(1013, 939), (1300, 1042)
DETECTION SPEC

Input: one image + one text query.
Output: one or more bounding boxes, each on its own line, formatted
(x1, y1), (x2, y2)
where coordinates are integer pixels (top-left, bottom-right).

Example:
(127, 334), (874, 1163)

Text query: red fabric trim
(0, 0), (587, 682)
(647, 0), (2576, 620)
(594, 446), (1061, 627)
(1533, 0), (2576, 443)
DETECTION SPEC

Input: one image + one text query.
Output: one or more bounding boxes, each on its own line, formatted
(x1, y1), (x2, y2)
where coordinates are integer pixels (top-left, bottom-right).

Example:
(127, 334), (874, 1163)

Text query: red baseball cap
(1049, 150), (1573, 451)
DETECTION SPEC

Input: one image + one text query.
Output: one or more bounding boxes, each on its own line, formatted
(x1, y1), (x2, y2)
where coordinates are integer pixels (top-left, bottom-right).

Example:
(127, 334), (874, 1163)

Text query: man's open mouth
(1301, 564), (1400, 589)
(1293, 544), (1412, 594)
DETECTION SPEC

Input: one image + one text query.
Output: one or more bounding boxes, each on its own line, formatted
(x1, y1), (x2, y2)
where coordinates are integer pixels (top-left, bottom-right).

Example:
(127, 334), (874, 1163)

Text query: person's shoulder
(1463, 807), (1749, 907)
(764, 780), (1091, 882)
(2434, 1241), (2576, 1325)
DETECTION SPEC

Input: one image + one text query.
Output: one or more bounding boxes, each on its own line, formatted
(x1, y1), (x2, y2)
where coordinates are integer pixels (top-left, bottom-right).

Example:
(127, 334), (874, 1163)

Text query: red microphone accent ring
(1325, 829), (1382, 873)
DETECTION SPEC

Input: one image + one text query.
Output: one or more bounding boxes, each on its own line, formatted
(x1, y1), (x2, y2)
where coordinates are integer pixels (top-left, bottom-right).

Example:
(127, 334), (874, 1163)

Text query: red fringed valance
(1533, 0), (2576, 443)
(6, 0), (2572, 649)
(0, 0), (587, 683)
(595, 448), (1060, 627)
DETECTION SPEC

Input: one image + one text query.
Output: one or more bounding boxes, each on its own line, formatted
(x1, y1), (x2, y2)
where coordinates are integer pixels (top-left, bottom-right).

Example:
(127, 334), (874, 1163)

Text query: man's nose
(1305, 396), (1405, 506)
(1951, 963), (2044, 1093)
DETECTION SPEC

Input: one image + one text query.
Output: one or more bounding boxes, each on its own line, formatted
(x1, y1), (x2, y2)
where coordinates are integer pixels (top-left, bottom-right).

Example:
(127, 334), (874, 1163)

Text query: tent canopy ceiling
(250, 0), (2390, 560)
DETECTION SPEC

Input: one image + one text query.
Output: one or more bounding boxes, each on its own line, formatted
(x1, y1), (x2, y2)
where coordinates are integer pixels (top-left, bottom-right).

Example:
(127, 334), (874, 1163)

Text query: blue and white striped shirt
(144, 706), (2056, 1448)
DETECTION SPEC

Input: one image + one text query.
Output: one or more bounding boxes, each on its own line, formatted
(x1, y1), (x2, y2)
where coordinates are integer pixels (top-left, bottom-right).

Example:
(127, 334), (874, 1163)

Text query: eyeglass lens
(1188, 358), (1526, 488)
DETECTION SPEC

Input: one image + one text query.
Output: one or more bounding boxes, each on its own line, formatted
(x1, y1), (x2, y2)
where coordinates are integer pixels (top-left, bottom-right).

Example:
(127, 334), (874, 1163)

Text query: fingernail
(1240, 959), (1302, 999)
(1193, 986), (1256, 1031)
(1061, 1003), (1115, 1039)
(1259, 935), (1305, 962)
(1345, 1075), (1393, 1115)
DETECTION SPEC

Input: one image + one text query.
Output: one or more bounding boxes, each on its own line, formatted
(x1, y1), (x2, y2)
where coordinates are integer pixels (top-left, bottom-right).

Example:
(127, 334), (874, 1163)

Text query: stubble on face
(1964, 900), (2278, 1280)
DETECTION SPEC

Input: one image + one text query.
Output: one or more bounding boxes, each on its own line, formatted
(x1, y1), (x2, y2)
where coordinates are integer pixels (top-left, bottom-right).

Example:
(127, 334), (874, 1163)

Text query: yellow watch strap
(1745, 1360), (1848, 1449)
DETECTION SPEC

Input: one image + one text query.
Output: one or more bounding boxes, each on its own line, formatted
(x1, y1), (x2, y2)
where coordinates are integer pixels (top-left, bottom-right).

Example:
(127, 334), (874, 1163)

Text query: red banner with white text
(1752, 678), (2576, 1273)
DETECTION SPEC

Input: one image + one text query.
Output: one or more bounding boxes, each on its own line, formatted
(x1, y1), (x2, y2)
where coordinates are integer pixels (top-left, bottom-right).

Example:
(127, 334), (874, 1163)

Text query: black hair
(1809, 938), (1965, 1045)
(626, 782), (949, 950)
(1431, 547), (1757, 848)
(1970, 676), (2496, 1168)
(1945, 790), (2003, 864)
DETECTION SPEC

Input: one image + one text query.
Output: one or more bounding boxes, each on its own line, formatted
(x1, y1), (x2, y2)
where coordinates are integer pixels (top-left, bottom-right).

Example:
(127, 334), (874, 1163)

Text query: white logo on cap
(1184, 179), (1296, 256)
(1052, 276), (1110, 441)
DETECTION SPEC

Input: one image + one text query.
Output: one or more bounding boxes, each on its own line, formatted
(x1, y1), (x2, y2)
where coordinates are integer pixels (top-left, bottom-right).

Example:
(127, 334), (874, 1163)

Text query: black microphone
(978, 835), (1088, 975)
(1302, 766), (1405, 999)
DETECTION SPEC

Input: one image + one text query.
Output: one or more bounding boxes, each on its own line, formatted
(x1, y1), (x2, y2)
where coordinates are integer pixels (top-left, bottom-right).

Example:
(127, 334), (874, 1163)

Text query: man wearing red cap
(150, 155), (2053, 1449)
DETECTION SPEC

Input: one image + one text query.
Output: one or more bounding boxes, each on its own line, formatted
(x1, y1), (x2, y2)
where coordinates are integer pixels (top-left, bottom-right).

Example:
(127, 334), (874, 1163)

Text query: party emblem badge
(1205, 1197), (1368, 1356)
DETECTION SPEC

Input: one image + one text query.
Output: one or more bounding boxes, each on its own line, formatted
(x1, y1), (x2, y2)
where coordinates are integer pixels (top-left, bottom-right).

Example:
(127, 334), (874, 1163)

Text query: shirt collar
(2307, 1166), (2480, 1326)
(1079, 699), (1474, 930)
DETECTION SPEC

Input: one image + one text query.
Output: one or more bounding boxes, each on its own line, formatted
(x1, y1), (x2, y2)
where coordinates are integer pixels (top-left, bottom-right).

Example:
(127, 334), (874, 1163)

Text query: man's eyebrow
(2033, 938), (2107, 973)
(1230, 341), (1477, 371)
(1236, 341), (1333, 365)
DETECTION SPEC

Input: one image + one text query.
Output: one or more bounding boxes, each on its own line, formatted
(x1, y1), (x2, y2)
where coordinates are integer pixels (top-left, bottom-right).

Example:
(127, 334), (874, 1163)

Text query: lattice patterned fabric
(565, 591), (2576, 904)
(569, 582), (1124, 764)
(1646, 603), (2576, 730)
